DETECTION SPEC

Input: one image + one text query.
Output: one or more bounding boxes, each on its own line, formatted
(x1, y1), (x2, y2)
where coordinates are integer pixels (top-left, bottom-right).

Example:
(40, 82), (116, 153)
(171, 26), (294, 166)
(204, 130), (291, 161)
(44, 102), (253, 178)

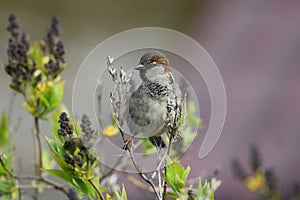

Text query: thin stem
(0, 156), (70, 197)
(127, 175), (154, 192)
(128, 146), (161, 200)
(34, 116), (43, 176)
(162, 166), (167, 200)
(96, 81), (103, 125)
(88, 179), (104, 200)
(20, 176), (70, 197)
(152, 135), (173, 180)
(99, 155), (123, 184)
(33, 116), (42, 200)
(0, 155), (15, 177)
(162, 135), (174, 200)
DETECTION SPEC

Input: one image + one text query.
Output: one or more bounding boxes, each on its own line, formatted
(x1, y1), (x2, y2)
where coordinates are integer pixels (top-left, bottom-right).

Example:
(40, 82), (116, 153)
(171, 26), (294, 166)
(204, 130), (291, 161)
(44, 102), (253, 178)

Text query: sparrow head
(135, 51), (170, 81)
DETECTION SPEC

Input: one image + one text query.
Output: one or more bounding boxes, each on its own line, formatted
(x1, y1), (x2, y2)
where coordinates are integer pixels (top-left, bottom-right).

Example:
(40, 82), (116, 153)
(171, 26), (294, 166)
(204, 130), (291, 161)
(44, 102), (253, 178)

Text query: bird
(126, 51), (182, 148)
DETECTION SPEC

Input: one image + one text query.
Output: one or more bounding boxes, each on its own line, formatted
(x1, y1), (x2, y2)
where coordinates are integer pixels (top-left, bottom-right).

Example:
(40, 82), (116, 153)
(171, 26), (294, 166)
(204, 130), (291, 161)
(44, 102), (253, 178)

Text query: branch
(151, 135), (174, 180)
(0, 154), (15, 177)
(33, 116), (42, 200)
(34, 116), (43, 177)
(162, 166), (167, 200)
(127, 175), (153, 192)
(99, 155), (124, 184)
(0, 155), (71, 198)
(88, 179), (104, 200)
(128, 145), (161, 199)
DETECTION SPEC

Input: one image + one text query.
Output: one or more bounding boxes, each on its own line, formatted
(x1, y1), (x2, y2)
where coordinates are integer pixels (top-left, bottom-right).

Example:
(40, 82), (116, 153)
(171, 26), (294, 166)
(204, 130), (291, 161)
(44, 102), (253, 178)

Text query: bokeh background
(1, 0), (300, 199)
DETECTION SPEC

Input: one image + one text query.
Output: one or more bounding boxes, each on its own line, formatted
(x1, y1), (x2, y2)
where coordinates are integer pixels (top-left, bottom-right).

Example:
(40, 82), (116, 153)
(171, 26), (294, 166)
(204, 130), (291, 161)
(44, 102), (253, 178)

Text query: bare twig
(152, 135), (174, 178)
(127, 145), (161, 199)
(127, 175), (153, 192)
(96, 80), (103, 125)
(22, 176), (70, 197)
(99, 155), (123, 184)
(0, 155), (71, 198)
(162, 166), (167, 200)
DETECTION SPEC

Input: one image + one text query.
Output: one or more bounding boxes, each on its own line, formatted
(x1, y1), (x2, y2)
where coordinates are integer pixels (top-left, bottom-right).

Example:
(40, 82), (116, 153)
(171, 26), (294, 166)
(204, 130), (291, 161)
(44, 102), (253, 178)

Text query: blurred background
(1, 0), (300, 199)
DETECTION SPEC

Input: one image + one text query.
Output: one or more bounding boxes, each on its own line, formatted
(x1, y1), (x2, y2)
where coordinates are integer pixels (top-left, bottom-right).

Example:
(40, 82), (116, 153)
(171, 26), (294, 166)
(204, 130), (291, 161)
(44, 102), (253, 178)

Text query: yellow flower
(42, 56), (50, 64)
(36, 82), (46, 93)
(46, 81), (53, 88)
(36, 81), (53, 93)
(245, 171), (265, 192)
(106, 193), (112, 200)
(24, 103), (36, 115)
(103, 125), (119, 137)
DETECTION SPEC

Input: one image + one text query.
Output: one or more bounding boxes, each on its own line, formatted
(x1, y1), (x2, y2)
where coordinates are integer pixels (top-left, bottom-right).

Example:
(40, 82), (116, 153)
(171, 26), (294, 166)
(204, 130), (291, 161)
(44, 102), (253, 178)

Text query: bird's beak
(134, 64), (144, 70)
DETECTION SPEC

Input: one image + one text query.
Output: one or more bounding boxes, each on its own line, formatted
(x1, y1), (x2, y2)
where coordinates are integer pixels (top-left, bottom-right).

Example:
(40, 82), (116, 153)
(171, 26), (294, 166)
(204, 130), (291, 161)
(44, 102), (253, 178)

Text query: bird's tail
(149, 136), (166, 148)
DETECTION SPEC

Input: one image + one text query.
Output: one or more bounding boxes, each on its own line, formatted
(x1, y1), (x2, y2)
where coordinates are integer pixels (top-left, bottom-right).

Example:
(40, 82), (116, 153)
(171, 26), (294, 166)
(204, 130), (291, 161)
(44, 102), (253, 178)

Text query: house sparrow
(126, 51), (181, 148)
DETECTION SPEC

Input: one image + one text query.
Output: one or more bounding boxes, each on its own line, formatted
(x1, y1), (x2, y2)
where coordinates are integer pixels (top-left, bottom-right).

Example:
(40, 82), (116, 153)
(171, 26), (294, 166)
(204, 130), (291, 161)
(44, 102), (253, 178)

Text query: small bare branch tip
(106, 56), (114, 66)
(120, 67), (127, 83)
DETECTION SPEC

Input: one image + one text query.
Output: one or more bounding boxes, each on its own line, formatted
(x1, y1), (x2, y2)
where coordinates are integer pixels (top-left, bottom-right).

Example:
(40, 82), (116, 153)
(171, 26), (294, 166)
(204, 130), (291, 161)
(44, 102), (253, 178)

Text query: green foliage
(165, 157), (221, 200)
(195, 178), (221, 200)
(0, 114), (9, 149)
(107, 185), (127, 200)
(45, 111), (106, 199)
(166, 157), (190, 194)
(23, 79), (65, 119)
(0, 114), (17, 199)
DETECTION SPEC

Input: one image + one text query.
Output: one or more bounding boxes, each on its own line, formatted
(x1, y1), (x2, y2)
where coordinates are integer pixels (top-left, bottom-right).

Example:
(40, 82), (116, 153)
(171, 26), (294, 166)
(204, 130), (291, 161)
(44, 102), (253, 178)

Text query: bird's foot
(173, 131), (183, 143)
(122, 136), (134, 150)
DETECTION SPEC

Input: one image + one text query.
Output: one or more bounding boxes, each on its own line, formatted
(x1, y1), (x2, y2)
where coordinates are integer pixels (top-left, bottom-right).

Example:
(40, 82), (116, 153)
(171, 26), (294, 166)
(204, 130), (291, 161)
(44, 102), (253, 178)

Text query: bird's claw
(122, 137), (133, 150)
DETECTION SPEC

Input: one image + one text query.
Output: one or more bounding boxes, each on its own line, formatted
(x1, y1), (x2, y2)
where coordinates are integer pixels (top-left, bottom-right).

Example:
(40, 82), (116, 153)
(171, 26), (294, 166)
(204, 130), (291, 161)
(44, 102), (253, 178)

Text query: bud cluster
(58, 112), (96, 169)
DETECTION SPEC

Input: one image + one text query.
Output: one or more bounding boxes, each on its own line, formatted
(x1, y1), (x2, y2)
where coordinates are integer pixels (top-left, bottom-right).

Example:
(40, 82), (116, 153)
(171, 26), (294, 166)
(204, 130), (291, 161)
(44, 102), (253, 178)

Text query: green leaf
(50, 81), (64, 106)
(45, 136), (73, 171)
(72, 178), (92, 197)
(0, 113), (9, 148)
(42, 148), (52, 169)
(35, 81), (65, 118)
(0, 114), (14, 176)
(141, 138), (156, 154)
(72, 118), (82, 137)
(28, 42), (44, 68)
(42, 169), (73, 183)
(197, 178), (209, 199)
(182, 166), (190, 182)
(120, 184), (127, 200)
(91, 176), (106, 192)
(174, 174), (185, 192)
(166, 192), (178, 199)
(166, 159), (189, 193)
